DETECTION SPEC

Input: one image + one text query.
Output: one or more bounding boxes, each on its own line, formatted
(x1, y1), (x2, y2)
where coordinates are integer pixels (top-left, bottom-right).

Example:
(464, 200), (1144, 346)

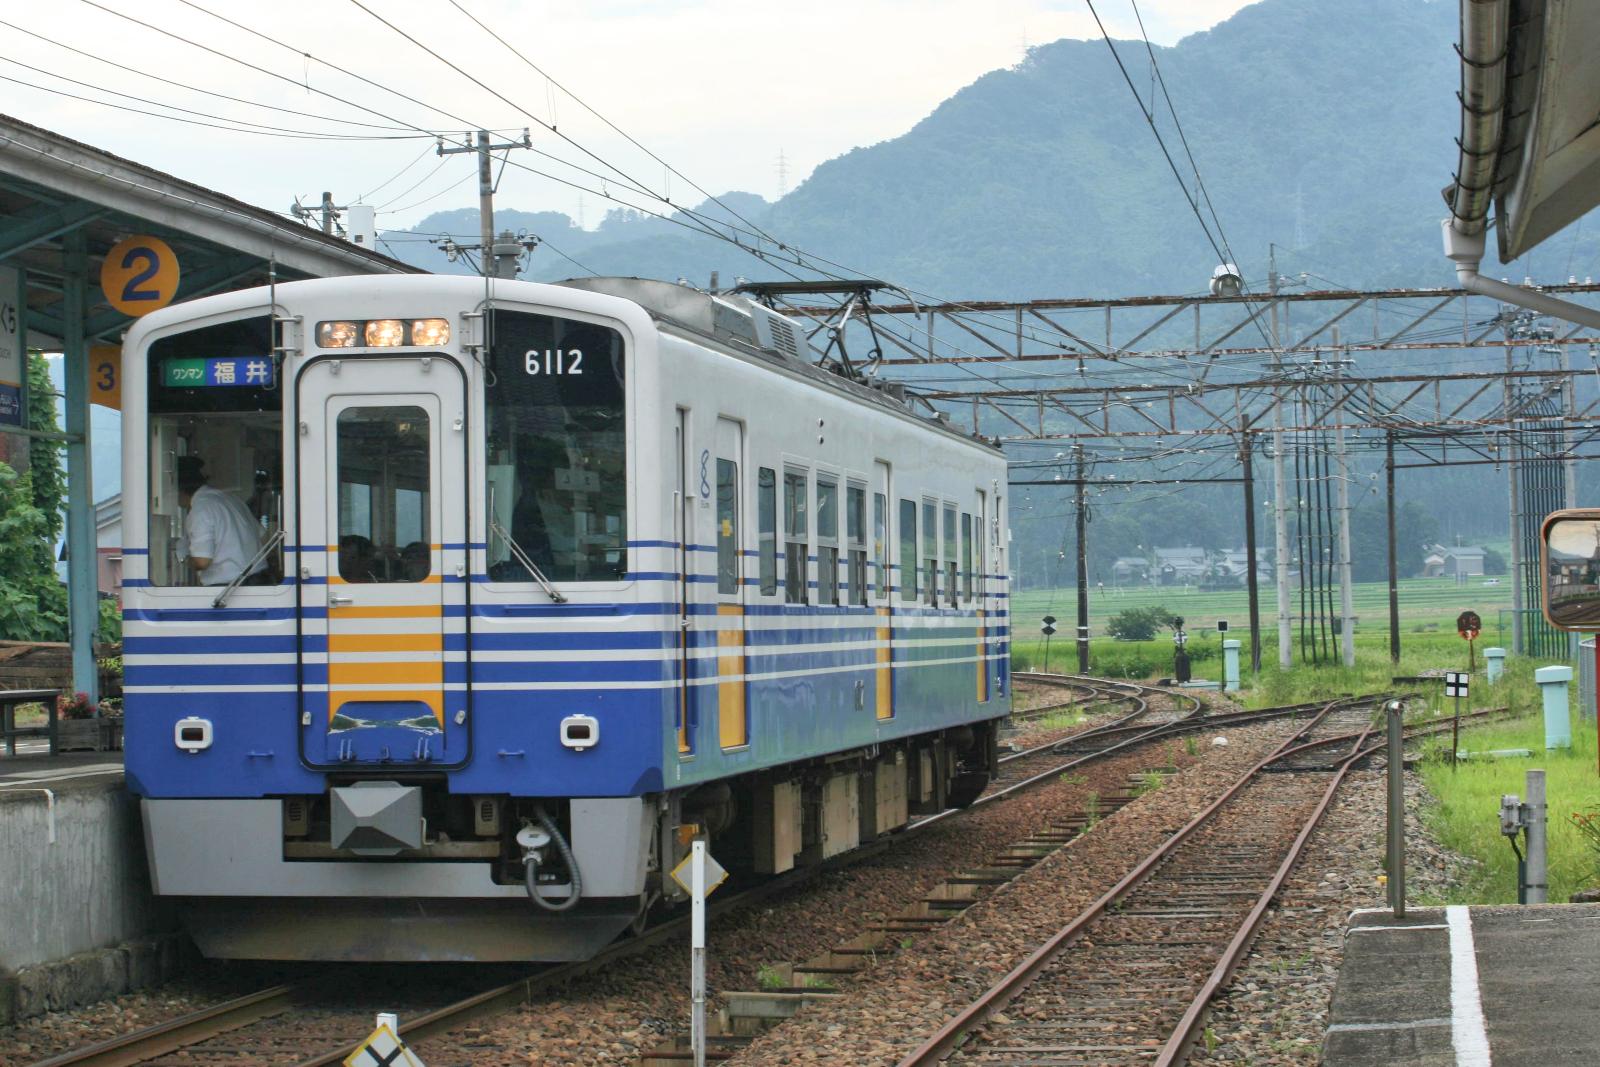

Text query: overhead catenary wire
(358, 142), (443, 202)
(0, 15), (421, 135)
(0, 66), (429, 141)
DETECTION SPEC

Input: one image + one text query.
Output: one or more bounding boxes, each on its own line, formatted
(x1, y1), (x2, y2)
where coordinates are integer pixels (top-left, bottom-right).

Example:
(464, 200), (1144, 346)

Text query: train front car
(122, 274), (1010, 963)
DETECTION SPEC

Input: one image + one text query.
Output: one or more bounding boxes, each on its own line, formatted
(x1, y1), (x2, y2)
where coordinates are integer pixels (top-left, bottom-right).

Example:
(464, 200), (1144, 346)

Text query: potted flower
(55, 691), (103, 752)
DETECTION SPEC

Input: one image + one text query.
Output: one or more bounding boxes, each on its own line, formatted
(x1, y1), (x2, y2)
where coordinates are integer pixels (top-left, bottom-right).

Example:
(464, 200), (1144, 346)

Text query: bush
(1105, 605), (1180, 642)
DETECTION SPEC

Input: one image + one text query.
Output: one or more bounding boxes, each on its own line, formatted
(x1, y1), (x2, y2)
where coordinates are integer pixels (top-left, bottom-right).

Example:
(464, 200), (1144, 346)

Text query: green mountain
(389, 0), (1586, 295)
(380, 0), (1599, 586)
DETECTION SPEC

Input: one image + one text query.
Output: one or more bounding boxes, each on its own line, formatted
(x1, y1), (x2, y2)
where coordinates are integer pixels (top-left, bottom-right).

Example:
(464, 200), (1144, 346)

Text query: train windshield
(144, 316), (282, 588)
(485, 309), (628, 583)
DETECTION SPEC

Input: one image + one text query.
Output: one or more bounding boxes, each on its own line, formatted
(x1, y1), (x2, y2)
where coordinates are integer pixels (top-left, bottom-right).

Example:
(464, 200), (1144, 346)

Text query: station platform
(1323, 904), (1600, 1066)
(0, 748), (124, 791)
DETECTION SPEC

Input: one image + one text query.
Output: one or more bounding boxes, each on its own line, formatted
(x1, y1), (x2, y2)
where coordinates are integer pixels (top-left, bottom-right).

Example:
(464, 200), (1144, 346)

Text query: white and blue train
(121, 274), (1010, 961)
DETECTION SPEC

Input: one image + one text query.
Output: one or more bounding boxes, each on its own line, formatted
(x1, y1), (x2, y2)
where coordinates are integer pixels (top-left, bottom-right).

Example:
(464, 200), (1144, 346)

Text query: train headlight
(559, 714), (600, 752)
(317, 320), (359, 348)
(365, 319), (405, 346)
(410, 318), (451, 346)
(174, 716), (213, 753)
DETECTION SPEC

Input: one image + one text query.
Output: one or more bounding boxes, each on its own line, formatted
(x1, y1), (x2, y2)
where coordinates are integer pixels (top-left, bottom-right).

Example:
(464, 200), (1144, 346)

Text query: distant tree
(1106, 605), (1180, 642)
(0, 353), (68, 641)
(1482, 547), (1507, 575)
(1349, 501), (1439, 582)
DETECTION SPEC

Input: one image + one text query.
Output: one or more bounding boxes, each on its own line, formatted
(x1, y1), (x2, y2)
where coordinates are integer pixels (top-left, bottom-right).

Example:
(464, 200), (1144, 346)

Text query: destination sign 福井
(161, 357), (275, 389)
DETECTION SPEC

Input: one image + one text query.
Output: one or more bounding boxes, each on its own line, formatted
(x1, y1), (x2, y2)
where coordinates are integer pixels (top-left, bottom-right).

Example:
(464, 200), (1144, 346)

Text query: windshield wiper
(488, 517), (568, 603)
(212, 528), (286, 609)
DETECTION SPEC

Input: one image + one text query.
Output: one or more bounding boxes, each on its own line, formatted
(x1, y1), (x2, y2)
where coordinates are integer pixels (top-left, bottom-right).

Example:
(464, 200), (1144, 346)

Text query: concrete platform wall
(0, 780), (185, 1021)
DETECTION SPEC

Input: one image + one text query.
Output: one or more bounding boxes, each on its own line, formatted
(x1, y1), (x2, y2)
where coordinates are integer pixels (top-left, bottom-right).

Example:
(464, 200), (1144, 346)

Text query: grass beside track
(1007, 583), (1600, 907)
(1417, 711), (1600, 905)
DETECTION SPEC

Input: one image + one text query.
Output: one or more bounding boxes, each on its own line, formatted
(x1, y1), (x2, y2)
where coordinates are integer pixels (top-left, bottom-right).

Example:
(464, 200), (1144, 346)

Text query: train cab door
(713, 418), (747, 749)
(296, 355), (469, 767)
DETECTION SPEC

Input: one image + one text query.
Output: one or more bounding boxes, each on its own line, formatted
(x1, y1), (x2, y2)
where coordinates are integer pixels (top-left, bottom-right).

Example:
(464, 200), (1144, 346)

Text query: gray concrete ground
(1324, 904), (1600, 1066)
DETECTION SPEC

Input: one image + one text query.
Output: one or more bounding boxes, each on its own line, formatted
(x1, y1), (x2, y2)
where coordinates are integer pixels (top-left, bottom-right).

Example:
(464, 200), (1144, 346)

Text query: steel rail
(897, 697), (1504, 1066)
(1155, 717), (1378, 1066)
(54, 681), (1409, 1067)
(893, 698), (1359, 1066)
(291, 679), (1197, 1063)
(28, 985), (296, 1067)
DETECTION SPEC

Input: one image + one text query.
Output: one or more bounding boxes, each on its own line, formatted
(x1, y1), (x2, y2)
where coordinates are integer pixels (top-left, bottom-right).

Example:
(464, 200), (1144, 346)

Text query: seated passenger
(338, 534), (379, 583)
(400, 541), (431, 583)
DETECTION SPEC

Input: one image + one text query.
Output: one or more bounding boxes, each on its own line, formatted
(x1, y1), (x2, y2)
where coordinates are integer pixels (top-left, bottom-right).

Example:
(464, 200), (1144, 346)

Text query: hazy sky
(7, 1), (1251, 230)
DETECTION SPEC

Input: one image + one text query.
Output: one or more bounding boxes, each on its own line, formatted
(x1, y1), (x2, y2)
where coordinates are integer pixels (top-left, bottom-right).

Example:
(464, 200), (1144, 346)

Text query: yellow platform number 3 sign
(101, 236), (180, 317)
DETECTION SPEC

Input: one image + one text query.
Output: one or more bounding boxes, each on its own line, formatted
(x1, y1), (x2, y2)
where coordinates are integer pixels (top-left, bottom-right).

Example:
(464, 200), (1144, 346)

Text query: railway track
(29, 681), (1423, 1067)
(893, 696), (1435, 1067)
(1005, 674), (1149, 725)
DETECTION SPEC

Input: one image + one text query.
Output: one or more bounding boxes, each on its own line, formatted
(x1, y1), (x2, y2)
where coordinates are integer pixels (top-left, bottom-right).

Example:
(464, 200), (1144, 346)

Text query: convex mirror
(1541, 509), (1600, 630)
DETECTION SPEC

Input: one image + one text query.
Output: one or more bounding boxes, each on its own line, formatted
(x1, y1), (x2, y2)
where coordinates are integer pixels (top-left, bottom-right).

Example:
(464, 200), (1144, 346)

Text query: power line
(446, 0), (792, 255)
(358, 142), (441, 201)
(0, 54), (424, 140)
(0, 16), (417, 134)
(0, 68), (423, 141)
(1127, 0), (1237, 268)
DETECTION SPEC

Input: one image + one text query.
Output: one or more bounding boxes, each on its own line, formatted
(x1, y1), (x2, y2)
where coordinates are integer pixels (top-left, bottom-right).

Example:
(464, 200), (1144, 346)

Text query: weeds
(1135, 771), (1166, 796)
(1084, 792), (1102, 827)
(756, 965), (784, 990)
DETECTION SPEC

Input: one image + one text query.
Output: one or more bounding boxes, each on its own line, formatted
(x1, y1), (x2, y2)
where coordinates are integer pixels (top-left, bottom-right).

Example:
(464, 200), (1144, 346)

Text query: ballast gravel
(1184, 769), (1480, 1066)
(726, 718), (1304, 1067)
(413, 691), (1219, 1065)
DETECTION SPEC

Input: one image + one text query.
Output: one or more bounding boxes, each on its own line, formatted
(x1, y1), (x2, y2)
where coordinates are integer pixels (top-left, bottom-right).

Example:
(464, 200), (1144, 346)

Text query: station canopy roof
(0, 112), (418, 350)
(1493, 0), (1600, 260)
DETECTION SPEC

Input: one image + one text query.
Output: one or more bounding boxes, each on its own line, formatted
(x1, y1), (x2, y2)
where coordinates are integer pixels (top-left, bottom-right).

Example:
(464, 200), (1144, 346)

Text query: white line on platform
(1326, 1018), (1452, 1033)
(1447, 905), (1493, 1066)
(1346, 923), (1450, 934)
(0, 763), (122, 786)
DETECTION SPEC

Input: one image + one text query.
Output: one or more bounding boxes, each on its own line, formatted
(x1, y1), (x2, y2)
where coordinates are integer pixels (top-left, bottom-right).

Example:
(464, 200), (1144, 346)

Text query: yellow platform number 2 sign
(101, 236), (180, 317)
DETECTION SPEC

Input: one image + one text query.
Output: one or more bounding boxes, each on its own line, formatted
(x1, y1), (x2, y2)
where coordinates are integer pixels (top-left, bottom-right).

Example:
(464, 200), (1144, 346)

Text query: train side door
(674, 408), (693, 754)
(297, 356), (468, 766)
(714, 418), (747, 748)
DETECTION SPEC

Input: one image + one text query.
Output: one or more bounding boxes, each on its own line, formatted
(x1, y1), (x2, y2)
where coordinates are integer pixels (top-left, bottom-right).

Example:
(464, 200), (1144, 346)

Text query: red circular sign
(1457, 610), (1482, 640)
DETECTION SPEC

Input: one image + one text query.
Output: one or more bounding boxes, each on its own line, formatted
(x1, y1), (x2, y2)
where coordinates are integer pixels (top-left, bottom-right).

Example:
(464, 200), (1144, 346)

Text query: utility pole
(1503, 320), (1525, 654)
(1240, 430), (1262, 673)
(437, 129), (533, 278)
(1074, 445), (1090, 673)
(1386, 430), (1401, 664)
(1269, 260), (1293, 668)
(290, 192), (344, 236)
(1334, 333), (1355, 667)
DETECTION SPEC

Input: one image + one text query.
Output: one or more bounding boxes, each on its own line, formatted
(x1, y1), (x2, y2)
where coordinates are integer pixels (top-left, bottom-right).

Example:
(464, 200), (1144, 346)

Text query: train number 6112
(524, 348), (584, 375)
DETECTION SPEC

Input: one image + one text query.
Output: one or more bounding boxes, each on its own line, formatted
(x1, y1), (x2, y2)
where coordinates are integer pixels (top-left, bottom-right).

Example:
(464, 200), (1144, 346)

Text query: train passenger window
(817, 476), (839, 606)
(898, 499), (917, 601)
(336, 407), (431, 582)
(944, 504), (958, 607)
(784, 469), (808, 604)
(758, 467), (777, 596)
(717, 458), (739, 595)
(961, 513), (974, 601)
(847, 484), (867, 607)
(485, 310), (626, 583)
(873, 492), (888, 602)
(144, 315), (283, 588)
(922, 499), (938, 607)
